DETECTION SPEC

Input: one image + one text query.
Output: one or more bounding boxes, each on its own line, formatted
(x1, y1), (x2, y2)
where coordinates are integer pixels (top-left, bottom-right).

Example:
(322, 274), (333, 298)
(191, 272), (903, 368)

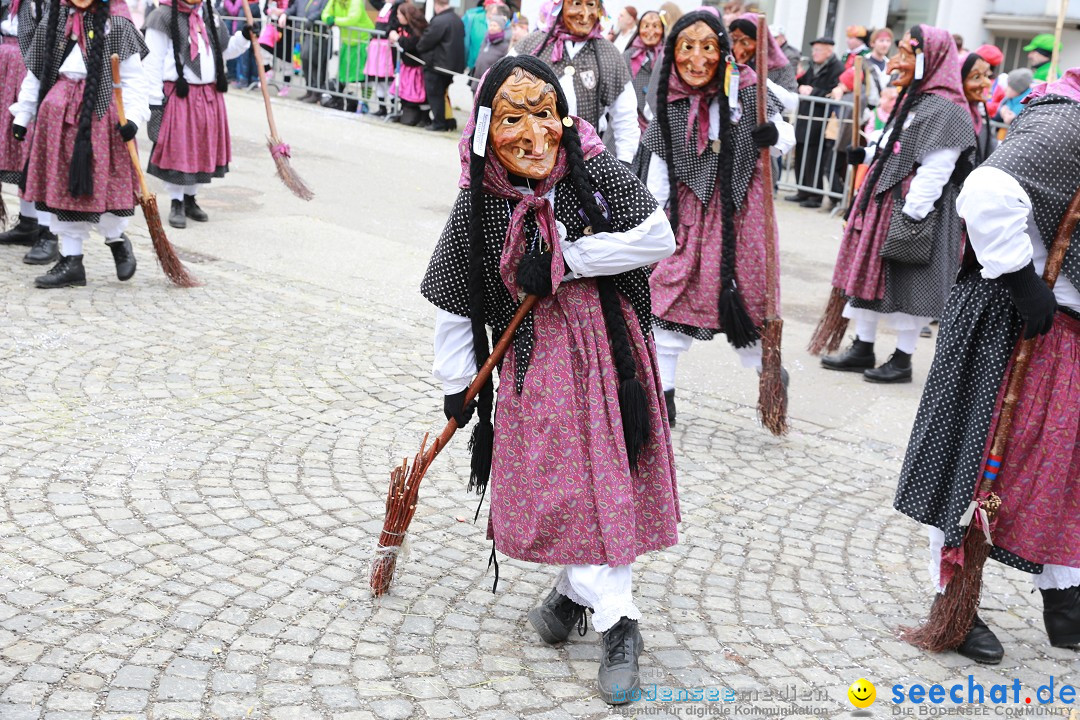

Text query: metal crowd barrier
(776, 93), (856, 209)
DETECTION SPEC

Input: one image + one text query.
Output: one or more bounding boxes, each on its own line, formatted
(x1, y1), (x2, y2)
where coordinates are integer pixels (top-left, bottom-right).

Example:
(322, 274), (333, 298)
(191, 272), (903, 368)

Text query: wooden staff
(845, 55), (864, 211)
(755, 15), (786, 436)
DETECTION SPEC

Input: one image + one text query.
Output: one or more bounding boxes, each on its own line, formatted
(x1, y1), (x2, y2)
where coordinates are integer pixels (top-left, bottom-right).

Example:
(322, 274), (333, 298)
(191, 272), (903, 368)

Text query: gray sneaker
(597, 617), (644, 705)
(527, 589), (587, 645)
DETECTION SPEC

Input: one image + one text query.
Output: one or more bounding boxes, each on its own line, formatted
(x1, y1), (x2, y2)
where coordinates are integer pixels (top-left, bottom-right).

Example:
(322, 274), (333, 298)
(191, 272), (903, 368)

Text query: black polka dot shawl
(638, 83), (783, 211)
(981, 94), (1080, 291)
(421, 151), (658, 391)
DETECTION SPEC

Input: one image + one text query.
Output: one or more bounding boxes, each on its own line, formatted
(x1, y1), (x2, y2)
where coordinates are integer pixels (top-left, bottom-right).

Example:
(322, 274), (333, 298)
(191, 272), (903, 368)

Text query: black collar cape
(144, 2), (228, 78)
(25, 4), (147, 118)
(982, 93), (1080, 290)
(421, 151), (657, 393)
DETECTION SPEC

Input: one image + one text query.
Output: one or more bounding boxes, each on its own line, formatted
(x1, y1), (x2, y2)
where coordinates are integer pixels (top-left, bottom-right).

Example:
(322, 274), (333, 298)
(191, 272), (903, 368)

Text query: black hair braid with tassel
(34, 0), (61, 109)
(654, 37), (680, 227)
(170, 0), (190, 98)
(68, 4), (105, 197)
(204, 0), (229, 93)
(857, 25), (923, 215)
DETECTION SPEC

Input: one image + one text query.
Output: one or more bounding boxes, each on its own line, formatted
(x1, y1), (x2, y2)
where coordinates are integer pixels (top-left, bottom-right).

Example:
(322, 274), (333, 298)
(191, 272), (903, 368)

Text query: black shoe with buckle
(184, 195), (208, 222)
(0, 214), (40, 245)
(864, 350), (913, 383)
(527, 589), (587, 645)
(598, 617), (644, 705)
(34, 254), (86, 289)
(1041, 586), (1080, 649)
(169, 199), (186, 229)
(821, 338), (875, 372)
(955, 614), (1004, 664)
(107, 234), (137, 281)
(23, 229), (58, 265)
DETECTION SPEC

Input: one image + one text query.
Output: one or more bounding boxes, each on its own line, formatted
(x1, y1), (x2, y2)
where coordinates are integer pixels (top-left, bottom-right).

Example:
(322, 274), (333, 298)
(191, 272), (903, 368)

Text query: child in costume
(421, 55), (678, 705)
(636, 10), (794, 425)
(13, 0), (149, 289)
(143, 0), (249, 229)
(365, 0), (403, 116)
(0, 0), (59, 263)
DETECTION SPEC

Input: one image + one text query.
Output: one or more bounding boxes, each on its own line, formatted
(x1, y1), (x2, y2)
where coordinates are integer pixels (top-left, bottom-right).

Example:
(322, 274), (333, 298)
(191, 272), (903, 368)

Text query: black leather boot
(107, 235), (137, 281)
(1041, 586), (1080, 648)
(864, 349), (913, 383)
(169, 199), (186, 229)
(527, 588), (587, 645)
(0, 214), (40, 245)
(821, 338), (875, 372)
(184, 194), (208, 222)
(597, 617), (644, 705)
(955, 614), (1004, 664)
(34, 255), (86, 289)
(664, 389), (676, 427)
(23, 228), (58, 265)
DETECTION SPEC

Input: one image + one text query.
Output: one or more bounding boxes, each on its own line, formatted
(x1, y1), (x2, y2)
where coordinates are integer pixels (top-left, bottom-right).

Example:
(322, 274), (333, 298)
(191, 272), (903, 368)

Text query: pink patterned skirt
(488, 280), (680, 567)
(364, 37), (395, 79)
(147, 81), (230, 186)
(651, 169), (778, 333)
(984, 311), (1080, 567)
(393, 65), (425, 104)
(23, 77), (138, 222)
(0, 37), (27, 183)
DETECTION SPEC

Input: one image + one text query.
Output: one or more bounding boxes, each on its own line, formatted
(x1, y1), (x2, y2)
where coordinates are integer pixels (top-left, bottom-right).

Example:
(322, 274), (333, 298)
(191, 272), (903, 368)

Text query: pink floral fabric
(488, 279), (680, 566)
(830, 173), (910, 300)
(23, 77), (138, 215)
(0, 37), (28, 177)
(651, 168), (778, 330)
(982, 311), (1080, 566)
(149, 81), (230, 176)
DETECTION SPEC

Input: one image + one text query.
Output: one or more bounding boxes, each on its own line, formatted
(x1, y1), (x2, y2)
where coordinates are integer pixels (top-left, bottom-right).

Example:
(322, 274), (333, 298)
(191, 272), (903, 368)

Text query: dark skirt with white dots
(893, 270), (1038, 573)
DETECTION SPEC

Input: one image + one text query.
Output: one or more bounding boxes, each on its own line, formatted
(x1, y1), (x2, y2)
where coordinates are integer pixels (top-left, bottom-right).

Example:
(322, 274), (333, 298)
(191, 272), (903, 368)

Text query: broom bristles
(370, 554), (397, 597)
(141, 194), (200, 288)
(268, 138), (314, 201)
(900, 522), (992, 651)
(758, 317), (788, 436)
(807, 287), (850, 355)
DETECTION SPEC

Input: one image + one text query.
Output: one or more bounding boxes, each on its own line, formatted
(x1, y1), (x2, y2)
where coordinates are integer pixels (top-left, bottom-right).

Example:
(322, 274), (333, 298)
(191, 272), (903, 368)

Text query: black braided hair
(170, 0), (190, 98)
(654, 11), (757, 347)
(463, 54), (649, 484)
(68, 2), (106, 197)
(34, 0), (61, 109)
(857, 24), (924, 215)
(203, 0), (229, 93)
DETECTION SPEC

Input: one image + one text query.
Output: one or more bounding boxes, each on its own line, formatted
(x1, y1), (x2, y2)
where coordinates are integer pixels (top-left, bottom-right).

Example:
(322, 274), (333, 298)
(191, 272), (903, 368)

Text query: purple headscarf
(910, 24), (968, 113)
(1025, 66), (1080, 104)
(737, 12), (788, 72)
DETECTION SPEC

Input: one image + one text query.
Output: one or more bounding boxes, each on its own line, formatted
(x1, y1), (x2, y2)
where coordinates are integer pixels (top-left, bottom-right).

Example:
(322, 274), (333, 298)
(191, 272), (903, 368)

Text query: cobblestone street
(0, 93), (1076, 720)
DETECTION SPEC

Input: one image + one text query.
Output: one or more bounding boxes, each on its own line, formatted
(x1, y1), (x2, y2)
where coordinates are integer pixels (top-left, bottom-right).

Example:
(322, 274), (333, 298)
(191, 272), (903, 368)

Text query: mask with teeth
(490, 68), (564, 180)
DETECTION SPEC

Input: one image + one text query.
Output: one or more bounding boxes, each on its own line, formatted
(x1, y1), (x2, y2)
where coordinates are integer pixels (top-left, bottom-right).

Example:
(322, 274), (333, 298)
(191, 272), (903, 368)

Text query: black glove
(845, 146), (866, 165)
(751, 121), (778, 148)
(443, 389), (477, 427)
(12, 124), (25, 141)
(117, 121), (138, 142)
(242, 23), (256, 40)
(1002, 261), (1056, 339)
(516, 250), (554, 297)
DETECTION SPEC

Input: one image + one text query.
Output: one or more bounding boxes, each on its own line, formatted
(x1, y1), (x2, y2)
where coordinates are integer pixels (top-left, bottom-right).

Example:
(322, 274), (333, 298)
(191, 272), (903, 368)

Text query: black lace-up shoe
(598, 617), (644, 705)
(527, 589), (587, 645)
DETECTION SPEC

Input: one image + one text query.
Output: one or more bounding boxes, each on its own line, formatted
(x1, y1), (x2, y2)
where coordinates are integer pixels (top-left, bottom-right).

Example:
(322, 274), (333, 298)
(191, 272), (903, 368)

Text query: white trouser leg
(97, 213), (130, 243)
(53, 221), (90, 257)
(375, 79), (388, 99)
(735, 342), (763, 370)
(896, 327), (920, 355)
(855, 316), (878, 344)
(927, 526), (947, 593)
(19, 198), (37, 219)
(653, 327), (693, 392)
(556, 564), (639, 632)
(38, 212), (52, 230)
(164, 182), (187, 202)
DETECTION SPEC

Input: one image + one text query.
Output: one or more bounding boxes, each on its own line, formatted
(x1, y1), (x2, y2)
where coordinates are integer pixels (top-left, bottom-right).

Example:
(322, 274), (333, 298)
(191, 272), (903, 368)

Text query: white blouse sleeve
(901, 145), (961, 221)
(560, 206), (675, 278)
(609, 80), (641, 163)
(646, 153), (670, 209)
(120, 53), (151, 129)
(11, 70), (40, 126)
(770, 110), (795, 157)
(223, 30), (251, 61)
(432, 309), (476, 394)
(955, 166), (1033, 279)
(144, 27), (169, 106)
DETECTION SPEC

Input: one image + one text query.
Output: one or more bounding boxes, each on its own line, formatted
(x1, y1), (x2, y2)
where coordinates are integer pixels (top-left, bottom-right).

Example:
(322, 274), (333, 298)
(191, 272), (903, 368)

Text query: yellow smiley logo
(848, 678), (876, 709)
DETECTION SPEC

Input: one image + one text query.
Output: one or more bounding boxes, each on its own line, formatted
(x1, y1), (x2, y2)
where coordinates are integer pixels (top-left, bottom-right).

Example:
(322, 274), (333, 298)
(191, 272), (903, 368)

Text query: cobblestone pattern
(0, 240), (1074, 720)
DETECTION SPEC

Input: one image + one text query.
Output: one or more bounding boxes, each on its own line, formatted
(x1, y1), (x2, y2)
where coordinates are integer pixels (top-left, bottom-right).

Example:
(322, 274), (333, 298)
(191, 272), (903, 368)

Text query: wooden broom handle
(988, 183), (1080, 460)
(110, 54), (152, 200)
(755, 15), (777, 317)
(240, 0), (281, 140)
(845, 55), (864, 209)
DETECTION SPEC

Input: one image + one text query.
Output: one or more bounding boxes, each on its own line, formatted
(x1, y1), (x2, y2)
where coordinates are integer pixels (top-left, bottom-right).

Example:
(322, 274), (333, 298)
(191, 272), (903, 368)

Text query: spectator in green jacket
(321, 0), (375, 108)
(1025, 33), (1061, 82)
